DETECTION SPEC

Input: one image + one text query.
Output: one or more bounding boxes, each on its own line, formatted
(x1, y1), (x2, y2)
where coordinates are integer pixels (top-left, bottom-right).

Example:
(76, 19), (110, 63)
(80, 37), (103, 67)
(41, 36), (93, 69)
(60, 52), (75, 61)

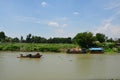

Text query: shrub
(118, 47), (120, 53)
(0, 43), (77, 52)
(3, 44), (20, 51)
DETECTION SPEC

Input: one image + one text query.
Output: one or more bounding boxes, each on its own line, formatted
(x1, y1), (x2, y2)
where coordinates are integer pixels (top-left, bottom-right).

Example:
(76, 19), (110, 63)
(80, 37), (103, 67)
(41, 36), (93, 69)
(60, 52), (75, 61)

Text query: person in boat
(26, 54), (32, 57)
(20, 54), (32, 57)
(19, 53), (41, 58)
(20, 54), (23, 57)
(35, 53), (40, 57)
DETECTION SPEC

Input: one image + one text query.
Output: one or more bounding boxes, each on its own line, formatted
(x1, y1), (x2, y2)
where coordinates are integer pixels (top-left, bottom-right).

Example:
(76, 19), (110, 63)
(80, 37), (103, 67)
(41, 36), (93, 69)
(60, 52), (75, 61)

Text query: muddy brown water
(0, 52), (120, 80)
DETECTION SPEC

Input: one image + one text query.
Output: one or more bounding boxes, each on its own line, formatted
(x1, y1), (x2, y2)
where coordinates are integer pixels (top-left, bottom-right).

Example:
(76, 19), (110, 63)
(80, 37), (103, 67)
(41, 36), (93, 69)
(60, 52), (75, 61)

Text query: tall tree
(73, 32), (95, 48)
(26, 34), (32, 43)
(96, 33), (106, 43)
(20, 36), (24, 42)
(117, 38), (120, 43)
(0, 31), (6, 42)
(107, 38), (114, 42)
(11, 37), (19, 42)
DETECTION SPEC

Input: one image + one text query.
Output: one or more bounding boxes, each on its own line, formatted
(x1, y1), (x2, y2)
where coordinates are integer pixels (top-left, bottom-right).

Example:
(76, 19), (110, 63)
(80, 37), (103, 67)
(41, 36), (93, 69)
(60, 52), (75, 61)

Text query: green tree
(96, 33), (106, 43)
(47, 37), (72, 43)
(115, 38), (120, 43)
(73, 32), (95, 48)
(20, 36), (24, 43)
(0, 31), (6, 42)
(11, 37), (19, 42)
(107, 38), (114, 42)
(31, 36), (47, 43)
(26, 34), (32, 43)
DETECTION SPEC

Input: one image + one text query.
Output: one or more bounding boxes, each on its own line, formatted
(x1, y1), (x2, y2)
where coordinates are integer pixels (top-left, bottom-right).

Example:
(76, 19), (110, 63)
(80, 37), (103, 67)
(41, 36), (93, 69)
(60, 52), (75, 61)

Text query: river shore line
(0, 43), (118, 54)
(0, 43), (77, 52)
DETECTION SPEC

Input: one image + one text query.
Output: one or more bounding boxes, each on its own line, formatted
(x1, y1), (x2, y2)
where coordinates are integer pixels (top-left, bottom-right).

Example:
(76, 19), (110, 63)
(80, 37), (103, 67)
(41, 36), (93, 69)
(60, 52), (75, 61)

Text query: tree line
(0, 31), (120, 48)
(0, 31), (72, 43)
(74, 32), (120, 48)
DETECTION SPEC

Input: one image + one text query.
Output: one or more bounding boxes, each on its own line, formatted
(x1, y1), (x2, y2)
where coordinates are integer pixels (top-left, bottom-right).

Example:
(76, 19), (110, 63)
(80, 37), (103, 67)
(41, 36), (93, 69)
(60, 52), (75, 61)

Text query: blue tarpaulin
(89, 48), (104, 51)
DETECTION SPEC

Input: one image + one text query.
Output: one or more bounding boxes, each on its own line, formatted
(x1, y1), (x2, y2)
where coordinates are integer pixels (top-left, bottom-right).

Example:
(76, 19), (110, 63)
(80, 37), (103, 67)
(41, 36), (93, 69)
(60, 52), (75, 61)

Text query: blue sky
(0, 0), (120, 39)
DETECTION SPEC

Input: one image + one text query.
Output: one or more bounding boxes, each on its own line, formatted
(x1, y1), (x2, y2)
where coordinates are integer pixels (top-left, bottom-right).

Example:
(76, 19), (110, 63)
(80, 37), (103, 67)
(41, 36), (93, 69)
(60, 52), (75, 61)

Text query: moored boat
(89, 47), (104, 54)
(66, 48), (86, 54)
(17, 53), (42, 58)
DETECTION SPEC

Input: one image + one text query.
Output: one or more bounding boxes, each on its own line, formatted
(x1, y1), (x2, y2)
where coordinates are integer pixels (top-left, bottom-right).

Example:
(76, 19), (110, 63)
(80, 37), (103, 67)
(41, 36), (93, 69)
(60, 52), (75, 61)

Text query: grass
(0, 43), (77, 52)
(0, 43), (118, 54)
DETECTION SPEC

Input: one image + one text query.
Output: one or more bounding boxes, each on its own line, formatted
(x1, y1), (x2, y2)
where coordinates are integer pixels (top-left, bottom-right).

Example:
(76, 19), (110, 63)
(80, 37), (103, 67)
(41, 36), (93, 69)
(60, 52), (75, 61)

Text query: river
(0, 52), (120, 80)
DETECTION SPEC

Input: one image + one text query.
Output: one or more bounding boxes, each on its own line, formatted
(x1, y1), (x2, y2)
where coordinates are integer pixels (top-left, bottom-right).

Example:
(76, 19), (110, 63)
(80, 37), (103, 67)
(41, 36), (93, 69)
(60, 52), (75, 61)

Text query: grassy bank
(0, 43), (118, 54)
(0, 43), (77, 52)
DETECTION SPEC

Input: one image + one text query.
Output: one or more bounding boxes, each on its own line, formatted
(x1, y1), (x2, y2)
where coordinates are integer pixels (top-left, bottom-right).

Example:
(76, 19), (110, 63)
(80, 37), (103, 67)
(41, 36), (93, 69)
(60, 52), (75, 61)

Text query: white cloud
(53, 29), (76, 38)
(48, 19), (69, 37)
(96, 1), (120, 38)
(48, 21), (68, 28)
(48, 21), (59, 27)
(94, 20), (120, 38)
(47, 17), (69, 38)
(41, 1), (47, 7)
(73, 12), (80, 15)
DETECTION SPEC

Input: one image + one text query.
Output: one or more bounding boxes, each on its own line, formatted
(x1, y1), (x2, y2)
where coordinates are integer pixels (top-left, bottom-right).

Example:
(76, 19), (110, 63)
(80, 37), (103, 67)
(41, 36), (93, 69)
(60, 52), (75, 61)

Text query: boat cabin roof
(89, 48), (104, 51)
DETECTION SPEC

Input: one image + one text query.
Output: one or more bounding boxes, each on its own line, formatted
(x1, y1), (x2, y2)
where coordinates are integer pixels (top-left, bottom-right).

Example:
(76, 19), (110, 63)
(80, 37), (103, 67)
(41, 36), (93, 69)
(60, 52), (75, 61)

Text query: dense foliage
(0, 31), (5, 42)
(73, 32), (95, 48)
(73, 32), (120, 49)
(0, 31), (120, 53)
(0, 43), (77, 52)
(96, 33), (106, 43)
(0, 32), (72, 44)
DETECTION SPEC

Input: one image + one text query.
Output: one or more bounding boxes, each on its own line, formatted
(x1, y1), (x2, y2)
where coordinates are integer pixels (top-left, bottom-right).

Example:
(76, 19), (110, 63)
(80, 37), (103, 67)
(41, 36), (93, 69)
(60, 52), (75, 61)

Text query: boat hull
(17, 55), (42, 58)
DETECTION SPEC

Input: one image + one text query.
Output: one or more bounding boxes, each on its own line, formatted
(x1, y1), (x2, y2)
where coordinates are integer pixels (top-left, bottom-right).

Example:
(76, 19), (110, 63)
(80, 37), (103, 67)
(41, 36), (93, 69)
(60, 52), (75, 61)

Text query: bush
(3, 44), (20, 51)
(0, 45), (3, 50)
(118, 47), (120, 53)
(0, 43), (77, 52)
(104, 43), (115, 49)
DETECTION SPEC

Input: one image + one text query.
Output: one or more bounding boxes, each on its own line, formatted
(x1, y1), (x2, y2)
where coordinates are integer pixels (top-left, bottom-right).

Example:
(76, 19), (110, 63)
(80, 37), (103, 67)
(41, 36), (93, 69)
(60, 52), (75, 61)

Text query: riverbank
(0, 43), (118, 54)
(0, 43), (77, 52)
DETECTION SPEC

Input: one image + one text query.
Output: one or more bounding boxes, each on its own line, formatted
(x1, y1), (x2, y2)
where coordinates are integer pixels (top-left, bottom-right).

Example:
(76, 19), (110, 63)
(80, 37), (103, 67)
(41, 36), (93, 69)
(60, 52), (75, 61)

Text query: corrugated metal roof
(89, 48), (104, 51)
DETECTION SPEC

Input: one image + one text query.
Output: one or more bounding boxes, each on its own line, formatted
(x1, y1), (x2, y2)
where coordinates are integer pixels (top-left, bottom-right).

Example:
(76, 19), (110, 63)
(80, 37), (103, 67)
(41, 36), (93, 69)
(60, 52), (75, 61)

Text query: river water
(0, 52), (120, 80)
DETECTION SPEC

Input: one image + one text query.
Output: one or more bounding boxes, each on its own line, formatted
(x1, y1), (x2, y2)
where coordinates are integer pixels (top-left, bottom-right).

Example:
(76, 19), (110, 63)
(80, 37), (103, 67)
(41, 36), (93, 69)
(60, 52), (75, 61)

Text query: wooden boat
(17, 53), (42, 58)
(66, 49), (81, 53)
(66, 48), (86, 54)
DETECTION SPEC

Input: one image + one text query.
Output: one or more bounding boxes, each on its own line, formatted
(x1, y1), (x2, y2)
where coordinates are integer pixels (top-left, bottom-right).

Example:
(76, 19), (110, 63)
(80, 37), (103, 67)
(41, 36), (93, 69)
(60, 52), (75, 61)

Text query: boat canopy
(89, 48), (104, 51)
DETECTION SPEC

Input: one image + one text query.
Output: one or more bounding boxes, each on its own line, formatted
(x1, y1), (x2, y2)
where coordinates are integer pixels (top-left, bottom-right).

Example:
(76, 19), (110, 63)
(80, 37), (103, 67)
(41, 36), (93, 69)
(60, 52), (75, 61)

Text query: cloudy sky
(0, 0), (120, 38)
